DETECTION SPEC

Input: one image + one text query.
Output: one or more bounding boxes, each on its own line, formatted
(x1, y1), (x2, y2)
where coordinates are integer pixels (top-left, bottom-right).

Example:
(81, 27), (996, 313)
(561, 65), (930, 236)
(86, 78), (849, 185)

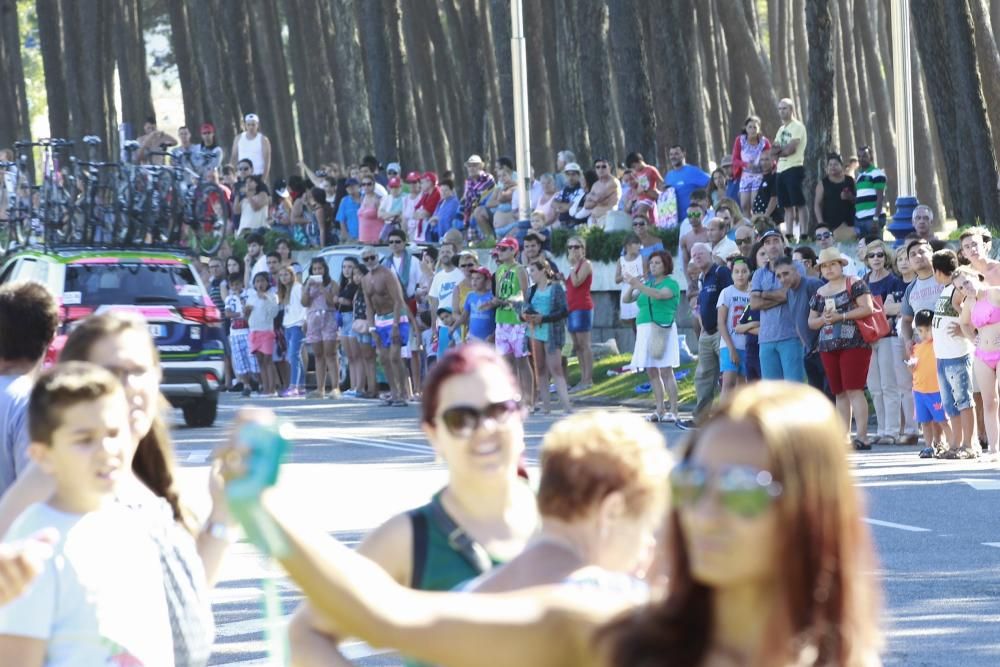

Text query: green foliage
(565, 354), (697, 404)
(947, 224), (1000, 241)
(548, 225), (680, 263)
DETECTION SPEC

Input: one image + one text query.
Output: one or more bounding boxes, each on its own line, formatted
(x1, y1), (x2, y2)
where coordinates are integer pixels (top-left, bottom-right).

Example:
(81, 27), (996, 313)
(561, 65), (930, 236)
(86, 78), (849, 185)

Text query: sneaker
(675, 419), (697, 431)
(661, 412), (677, 423)
(342, 389), (358, 398)
(918, 447), (934, 459)
(279, 388), (299, 398)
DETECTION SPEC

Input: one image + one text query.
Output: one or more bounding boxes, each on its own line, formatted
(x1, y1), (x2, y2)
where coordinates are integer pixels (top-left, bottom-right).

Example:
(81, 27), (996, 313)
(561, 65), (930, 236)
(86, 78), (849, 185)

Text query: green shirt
(636, 276), (680, 326)
(494, 262), (524, 325)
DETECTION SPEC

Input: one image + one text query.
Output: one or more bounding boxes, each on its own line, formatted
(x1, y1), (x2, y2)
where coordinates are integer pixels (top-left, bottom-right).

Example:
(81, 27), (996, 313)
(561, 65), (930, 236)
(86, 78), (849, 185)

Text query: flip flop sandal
(852, 438), (872, 451)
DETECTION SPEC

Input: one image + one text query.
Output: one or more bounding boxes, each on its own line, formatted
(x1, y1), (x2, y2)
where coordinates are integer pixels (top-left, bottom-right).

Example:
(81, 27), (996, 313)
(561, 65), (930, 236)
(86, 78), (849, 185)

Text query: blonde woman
(863, 240), (906, 444)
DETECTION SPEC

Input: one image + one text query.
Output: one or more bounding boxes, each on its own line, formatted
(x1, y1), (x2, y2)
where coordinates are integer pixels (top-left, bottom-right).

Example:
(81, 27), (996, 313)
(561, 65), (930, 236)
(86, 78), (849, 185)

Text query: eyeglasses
(670, 463), (783, 519)
(460, 263), (476, 269)
(388, 239), (403, 245)
(688, 211), (703, 218)
(816, 232), (833, 240)
(736, 238), (753, 245)
(867, 251), (885, 259)
(437, 400), (522, 438)
(567, 244), (583, 250)
(362, 255), (377, 262)
(361, 181), (374, 186)
(632, 221), (647, 227)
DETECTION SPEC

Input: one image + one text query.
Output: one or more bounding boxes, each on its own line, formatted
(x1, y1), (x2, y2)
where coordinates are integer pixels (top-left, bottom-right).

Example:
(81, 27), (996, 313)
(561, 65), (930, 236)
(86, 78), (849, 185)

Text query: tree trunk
(524, 0), (555, 172)
(404, 4), (448, 171)
(167, 0), (204, 135)
(540, 0), (565, 157)
(553, 0), (590, 163)
(718, 0), (779, 137)
(856, 0), (897, 201)
(384, 0), (423, 167)
(187, 0), (241, 152)
(838, 0), (871, 148)
(608, 0), (656, 164)
(831, 0), (852, 151)
(969, 0), (1000, 155)
(805, 0), (836, 236)
(326, 0), (373, 162)
(283, 0), (319, 163)
(645, 3), (675, 166)
(578, 0), (615, 162)
(0, 0), (31, 148)
(793, 0), (809, 117)
(771, 0), (789, 101)
(358, 0), (397, 163)
(661, 1), (707, 167)
(424, 1), (467, 175)
(475, 0), (505, 158)
(490, 0), (514, 153)
(60, 0), (114, 151)
(36, 0), (69, 139)
(910, 38), (946, 221)
(115, 0), (155, 136)
(228, 9), (262, 119)
(248, 0), (299, 178)
(697, 0), (725, 160)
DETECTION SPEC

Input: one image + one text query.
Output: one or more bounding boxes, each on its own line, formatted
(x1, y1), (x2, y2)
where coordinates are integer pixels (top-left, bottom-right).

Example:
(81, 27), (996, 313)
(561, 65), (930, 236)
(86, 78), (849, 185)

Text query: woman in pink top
(357, 176), (383, 243)
(565, 235), (594, 393)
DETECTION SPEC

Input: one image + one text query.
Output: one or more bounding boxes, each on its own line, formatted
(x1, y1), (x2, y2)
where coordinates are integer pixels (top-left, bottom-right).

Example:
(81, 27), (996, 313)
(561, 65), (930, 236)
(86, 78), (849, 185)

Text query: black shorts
(776, 166), (806, 207)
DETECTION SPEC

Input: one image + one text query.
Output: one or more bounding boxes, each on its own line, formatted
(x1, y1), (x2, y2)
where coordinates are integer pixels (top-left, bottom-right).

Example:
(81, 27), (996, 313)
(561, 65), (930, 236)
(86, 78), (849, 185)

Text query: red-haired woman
(220, 381), (882, 667)
(286, 343), (537, 665)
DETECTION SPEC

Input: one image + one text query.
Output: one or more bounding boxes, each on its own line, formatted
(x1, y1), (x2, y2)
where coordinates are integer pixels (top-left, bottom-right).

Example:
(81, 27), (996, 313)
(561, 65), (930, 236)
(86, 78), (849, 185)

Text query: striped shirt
(855, 165), (886, 222)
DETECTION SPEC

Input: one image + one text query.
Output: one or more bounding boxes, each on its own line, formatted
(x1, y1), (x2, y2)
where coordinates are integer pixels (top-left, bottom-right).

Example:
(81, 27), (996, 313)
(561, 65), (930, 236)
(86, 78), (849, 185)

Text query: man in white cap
(461, 154), (496, 241)
(230, 113), (271, 182)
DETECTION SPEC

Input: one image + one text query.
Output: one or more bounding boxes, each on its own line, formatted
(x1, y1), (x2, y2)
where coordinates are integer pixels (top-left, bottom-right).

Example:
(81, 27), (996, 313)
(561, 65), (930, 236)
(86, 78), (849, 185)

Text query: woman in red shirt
(565, 235), (594, 393)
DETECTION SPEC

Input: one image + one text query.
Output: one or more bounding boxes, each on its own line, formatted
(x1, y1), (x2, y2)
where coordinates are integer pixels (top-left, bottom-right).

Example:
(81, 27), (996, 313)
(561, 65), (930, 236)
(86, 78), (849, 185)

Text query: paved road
(167, 394), (1000, 666)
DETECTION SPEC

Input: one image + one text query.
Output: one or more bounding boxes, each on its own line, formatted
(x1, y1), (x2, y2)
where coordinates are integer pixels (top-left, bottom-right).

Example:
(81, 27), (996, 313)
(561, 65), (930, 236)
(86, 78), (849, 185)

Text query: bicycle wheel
(190, 183), (230, 256)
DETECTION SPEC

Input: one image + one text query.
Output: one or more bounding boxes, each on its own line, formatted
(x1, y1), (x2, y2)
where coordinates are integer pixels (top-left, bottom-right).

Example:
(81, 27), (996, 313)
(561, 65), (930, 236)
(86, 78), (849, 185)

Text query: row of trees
(0, 0), (998, 227)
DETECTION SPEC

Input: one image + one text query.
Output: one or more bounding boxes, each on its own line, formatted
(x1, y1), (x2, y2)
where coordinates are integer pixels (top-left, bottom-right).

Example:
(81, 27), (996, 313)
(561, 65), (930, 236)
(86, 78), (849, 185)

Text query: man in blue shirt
(665, 144), (710, 223)
(721, 155), (740, 201)
(429, 178), (460, 240)
(335, 178), (361, 241)
(680, 242), (732, 430)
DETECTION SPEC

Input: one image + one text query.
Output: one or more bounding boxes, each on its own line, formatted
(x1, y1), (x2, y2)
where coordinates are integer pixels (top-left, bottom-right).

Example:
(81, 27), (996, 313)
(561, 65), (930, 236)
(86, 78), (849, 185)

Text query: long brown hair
(276, 265), (299, 305)
(59, 311), (191, 530)
(598, 382), (881, 666)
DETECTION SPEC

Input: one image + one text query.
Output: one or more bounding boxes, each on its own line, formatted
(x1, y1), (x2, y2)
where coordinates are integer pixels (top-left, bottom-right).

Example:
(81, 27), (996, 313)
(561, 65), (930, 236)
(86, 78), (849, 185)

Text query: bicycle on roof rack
(4, 136), (231, 257)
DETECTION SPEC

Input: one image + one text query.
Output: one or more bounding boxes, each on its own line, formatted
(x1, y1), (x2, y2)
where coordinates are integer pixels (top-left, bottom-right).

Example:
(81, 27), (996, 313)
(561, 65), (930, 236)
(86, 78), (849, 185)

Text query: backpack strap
(428, 496), (493, 574)
(408, 509), (429, 589)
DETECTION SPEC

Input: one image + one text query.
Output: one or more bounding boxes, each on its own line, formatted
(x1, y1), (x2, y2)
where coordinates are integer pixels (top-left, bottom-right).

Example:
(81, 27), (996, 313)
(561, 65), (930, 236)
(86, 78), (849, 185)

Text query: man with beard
(665, 144), (710, 224)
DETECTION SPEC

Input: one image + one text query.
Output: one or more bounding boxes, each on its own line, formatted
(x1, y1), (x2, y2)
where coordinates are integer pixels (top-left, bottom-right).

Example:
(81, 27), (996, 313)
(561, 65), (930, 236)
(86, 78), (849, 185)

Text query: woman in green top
(288, 344), (538, 665)
(624, 250), (681, 423)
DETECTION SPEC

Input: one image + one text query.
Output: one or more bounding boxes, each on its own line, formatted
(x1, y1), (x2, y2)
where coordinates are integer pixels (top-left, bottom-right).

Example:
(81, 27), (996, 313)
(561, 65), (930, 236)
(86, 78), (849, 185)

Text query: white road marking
(185, 450), (212, 463)
(959, 478), (1000, 491)
(982, 542), (1000, 549)
(863, 518), (932, 533)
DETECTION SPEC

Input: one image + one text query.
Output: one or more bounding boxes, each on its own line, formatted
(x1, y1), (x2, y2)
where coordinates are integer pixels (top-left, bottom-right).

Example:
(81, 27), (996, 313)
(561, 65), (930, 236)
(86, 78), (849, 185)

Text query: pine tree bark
(425, 2), (468, 173)
(909, 38), (946, 221)
(578, 0), (616, 162)
(855, 0), (897, 199)
(697, 0), (725, 159)
(646, 3), (675, 166)
(608, 0), (656, 164)
(283, 0), (319, 163)
(189, 0), (241, 151)
(404, 4), (448, 171)
(248, 0), (298, 177)
(553, 0), (590, 164)
(358, 0), (397, 163)
(805, 0), (836, 235)
(326, 0), (373, 162)
(838, 0), (871, 148)
(228, 9), (262, 118)
(36, 0), (69, 139)
(969, 0), (1000, 154)
(524, 0), (555, 171)
(540, 0), (566, 156)
(114, 0), (155, 137)
(771, 0), (789, 101)
(662, 1), (707, 167)
(384, 0), (423, 167)
(167, 0), (204, 135)
(0, 0), (31, 147)
(718, 0), (779, 136)
(490, 0), (514, 153)
(475, 0), (505, 158)
(793, 0), (809, 117)
(831, 0), (852, 151)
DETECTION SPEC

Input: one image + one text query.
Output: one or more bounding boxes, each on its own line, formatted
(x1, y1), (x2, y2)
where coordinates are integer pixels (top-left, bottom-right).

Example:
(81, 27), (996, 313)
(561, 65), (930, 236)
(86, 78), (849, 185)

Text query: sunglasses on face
(670, 462), (783, 519)
(460, 263), (475, 268)
(867, 251), (885, 259)
(688, 211), (703, 218)
(632, 221), (647, 227)
(361, 181), (374, 186)
(362, 255), (377, 262)
(817, 232), (833, 239)
(388, 239), (403, 244)
(437, 400), (522, 438)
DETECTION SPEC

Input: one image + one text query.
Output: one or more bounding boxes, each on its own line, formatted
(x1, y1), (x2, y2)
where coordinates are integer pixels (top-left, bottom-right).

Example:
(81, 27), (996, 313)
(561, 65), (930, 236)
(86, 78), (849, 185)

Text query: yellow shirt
(912, 339), (940, 393)
(775, 120), (807, 172)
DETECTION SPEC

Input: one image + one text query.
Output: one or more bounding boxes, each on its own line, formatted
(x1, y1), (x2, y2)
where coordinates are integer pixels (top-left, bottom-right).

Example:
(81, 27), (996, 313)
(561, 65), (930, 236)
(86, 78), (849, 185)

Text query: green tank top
(404, 491), (504, 667)
(494, 263), (523, 325)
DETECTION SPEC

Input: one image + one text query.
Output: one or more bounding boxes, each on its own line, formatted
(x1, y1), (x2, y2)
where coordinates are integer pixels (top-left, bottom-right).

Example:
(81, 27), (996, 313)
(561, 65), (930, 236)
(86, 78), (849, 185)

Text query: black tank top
(821, 175), (856, 228)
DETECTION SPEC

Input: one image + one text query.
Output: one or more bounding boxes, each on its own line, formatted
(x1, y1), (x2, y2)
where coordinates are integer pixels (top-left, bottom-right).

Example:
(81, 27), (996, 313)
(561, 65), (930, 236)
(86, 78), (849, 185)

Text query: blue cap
(345, 177), (360, 186)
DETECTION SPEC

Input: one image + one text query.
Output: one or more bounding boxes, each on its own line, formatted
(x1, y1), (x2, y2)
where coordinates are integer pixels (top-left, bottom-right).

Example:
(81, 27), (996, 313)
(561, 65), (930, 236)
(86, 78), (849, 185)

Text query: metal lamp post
(511, 0), (531, 223)
(888, 0), (917, 245)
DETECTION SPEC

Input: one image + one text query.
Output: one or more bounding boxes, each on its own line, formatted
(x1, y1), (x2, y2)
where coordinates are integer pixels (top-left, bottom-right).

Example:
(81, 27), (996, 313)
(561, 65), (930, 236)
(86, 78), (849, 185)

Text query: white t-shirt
(718, 285), (751, 350)
(282, 281), (307, 328)
(932, 284), (973, 360)
(246, 290), (279, 331)
(0, 502), (173, 666)
(618, 254), (644, 319)
(429, 267), (464, 327)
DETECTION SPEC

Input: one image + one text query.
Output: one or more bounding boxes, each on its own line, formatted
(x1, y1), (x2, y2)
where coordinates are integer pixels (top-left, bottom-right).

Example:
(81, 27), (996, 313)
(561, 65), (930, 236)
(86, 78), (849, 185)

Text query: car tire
(183, 398), (218, 428)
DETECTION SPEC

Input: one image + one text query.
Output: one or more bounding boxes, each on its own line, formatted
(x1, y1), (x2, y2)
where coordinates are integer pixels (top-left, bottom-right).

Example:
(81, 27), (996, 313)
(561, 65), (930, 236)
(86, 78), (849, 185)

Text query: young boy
(462, 267), (497, 343)
(0, 362), (172, 665)
(436, 307), (461, 356)
(224, 273), (259, 397)
(911, 310), (954, 459)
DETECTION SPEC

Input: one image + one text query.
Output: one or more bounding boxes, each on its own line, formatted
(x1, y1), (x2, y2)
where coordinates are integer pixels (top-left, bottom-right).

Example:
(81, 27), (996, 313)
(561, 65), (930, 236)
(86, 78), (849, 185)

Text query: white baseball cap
(466, 154), (484, 165)
(564, 162), (582, 174)
(244, 113), (260, 123)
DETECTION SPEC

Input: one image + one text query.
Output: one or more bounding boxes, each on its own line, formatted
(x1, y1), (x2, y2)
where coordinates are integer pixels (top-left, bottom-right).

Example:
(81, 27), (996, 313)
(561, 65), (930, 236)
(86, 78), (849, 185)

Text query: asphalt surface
(167, 393), (1000, 666)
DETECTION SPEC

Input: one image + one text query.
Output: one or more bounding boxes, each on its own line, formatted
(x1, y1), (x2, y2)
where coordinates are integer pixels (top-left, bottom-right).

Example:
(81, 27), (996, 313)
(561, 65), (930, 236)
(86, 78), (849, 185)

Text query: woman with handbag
(808, 247), (875, 450)
(624, 250), (681, 423)
(863, 240), (907, 444)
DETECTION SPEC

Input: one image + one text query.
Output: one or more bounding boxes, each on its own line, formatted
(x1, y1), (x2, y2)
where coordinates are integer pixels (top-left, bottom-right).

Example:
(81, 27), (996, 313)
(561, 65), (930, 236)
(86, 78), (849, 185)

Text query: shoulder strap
(428, 496), (493, 575)
(408, 509), (429, 589)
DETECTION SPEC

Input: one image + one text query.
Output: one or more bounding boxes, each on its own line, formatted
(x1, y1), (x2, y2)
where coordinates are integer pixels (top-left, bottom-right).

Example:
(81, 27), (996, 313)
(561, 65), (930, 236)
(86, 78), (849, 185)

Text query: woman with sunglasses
(220, 382), (881, 667)
(287, 343), (537, 665)
(630, 211), (664, 275)
(565, 236), (594, 393)
(863, 240), (906, 445)
(451, 252), (480, 341)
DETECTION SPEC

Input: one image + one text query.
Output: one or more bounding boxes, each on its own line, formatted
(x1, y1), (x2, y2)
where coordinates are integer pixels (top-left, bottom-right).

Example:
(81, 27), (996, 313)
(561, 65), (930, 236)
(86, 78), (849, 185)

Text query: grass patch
(564, 353), (697, 404)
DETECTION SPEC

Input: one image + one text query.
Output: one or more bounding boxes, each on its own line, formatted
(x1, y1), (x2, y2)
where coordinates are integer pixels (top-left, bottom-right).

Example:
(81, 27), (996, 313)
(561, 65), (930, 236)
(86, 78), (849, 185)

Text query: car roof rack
(9, 241), (198, 257)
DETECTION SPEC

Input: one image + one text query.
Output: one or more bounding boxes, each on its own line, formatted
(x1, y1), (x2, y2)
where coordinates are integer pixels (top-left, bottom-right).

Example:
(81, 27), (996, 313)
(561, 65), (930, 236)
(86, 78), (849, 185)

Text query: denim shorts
(567, 309), (593, 333)
(339, 311), (355, 339)
(936, 355), (973, 417)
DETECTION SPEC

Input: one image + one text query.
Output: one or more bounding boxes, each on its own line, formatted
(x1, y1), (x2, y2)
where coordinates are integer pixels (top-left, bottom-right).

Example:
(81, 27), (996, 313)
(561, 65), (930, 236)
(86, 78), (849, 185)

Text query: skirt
(630, 322), (680, 370)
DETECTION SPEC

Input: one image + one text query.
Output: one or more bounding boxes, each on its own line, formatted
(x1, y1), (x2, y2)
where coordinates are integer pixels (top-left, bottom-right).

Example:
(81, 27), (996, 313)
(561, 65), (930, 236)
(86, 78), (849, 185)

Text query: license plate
(148, 324), (166, 338)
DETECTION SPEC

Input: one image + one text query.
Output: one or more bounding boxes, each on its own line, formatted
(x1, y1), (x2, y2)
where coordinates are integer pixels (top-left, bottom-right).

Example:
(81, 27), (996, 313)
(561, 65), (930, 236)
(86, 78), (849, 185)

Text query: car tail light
(204, 372), (218, 383)
(179, 306), (222, 325)
(61, 305), (97, 332)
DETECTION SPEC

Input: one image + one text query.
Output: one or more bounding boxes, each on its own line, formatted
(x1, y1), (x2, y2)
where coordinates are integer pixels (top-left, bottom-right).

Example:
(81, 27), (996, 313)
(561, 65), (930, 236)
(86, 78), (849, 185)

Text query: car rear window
(64, 262), (204, 306)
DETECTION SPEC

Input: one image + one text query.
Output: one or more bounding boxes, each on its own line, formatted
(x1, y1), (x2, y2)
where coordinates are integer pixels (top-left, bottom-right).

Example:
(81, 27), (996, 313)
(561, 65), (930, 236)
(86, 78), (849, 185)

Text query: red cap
(495, 237), (519, 251)
(405, 171), (421, 183)
(388, 177), (401, 188)
(473, 267), (492, 280)
(421, 171), (438, 185)
(200, 122), (215, 134)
